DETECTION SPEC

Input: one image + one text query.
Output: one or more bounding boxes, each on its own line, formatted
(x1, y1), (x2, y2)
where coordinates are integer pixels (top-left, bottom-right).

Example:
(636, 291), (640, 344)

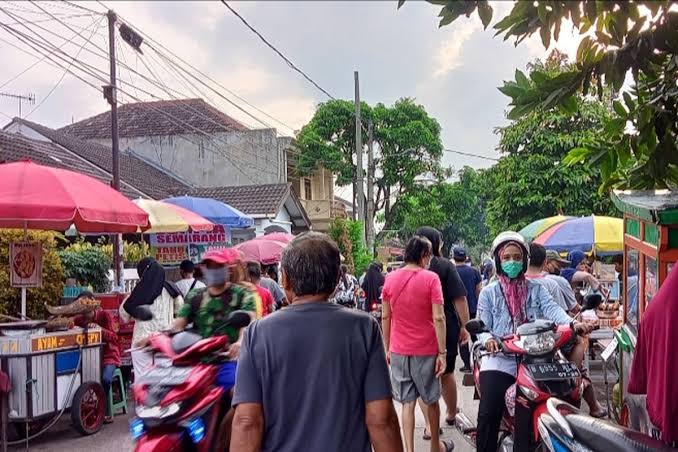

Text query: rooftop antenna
(0, 92), (35, 118)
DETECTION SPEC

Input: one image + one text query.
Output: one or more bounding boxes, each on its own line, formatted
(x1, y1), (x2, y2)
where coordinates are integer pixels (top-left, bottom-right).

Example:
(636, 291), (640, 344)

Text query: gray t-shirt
(232, 302), (392, 452)
(259, 277), (285, 305)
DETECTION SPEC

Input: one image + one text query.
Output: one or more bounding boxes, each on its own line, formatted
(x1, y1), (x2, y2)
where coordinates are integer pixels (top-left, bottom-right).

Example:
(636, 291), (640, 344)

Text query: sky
(0, 0), (585, 193)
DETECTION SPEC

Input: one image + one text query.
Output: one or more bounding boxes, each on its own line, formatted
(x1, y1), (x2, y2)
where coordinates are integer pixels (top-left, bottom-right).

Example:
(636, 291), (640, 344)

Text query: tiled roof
(58, 98), (248, 139)
(0, 131), (142, 199)
(190, 183), (291, 216)
(11, 118), (190, 200)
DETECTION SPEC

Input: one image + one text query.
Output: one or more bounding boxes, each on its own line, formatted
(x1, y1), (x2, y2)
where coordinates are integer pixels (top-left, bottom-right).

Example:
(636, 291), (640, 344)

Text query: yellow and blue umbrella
(519, 215), (572, 241)
(133, 199), (214, 234)
(534, 215), (623, 255)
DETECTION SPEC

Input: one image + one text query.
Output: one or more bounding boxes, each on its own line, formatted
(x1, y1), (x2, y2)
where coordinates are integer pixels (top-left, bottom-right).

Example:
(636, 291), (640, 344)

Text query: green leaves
(477, 1), (493, 29)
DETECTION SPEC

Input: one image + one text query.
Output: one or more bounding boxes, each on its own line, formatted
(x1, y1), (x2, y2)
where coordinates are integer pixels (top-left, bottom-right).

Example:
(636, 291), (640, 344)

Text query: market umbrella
(253, 232), (295, 244)
(234, 239), (287, 265)
(164, 196), (254, 228)
(133, 199), (214, 233)
(519, 215), (572, 241)
(534, 215), (623, 255)
(0, 161), (149, 233)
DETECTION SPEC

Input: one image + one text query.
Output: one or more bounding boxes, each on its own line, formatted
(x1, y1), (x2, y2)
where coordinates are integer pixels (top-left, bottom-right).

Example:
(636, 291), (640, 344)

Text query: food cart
(609, 189), (678, 432)
(0, 321), (104, 439)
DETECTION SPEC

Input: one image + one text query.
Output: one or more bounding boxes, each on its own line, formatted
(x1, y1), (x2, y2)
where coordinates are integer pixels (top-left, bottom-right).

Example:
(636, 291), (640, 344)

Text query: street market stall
(0, 161), (149, 444)
(607, 190), (678, 433)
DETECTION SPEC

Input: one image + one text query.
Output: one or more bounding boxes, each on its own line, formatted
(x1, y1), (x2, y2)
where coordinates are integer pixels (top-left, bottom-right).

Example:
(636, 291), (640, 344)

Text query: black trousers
(477, 370), (516, 452)
(459, 311), (478, 368)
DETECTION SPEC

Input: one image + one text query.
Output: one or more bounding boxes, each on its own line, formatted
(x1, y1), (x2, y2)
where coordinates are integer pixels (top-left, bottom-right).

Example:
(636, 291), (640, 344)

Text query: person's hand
(459, 328), (470, 344)
(227, 341), (241, 359)
(435, 354), (446, 378)
(485, 338), (501, 354)
(570, 304), (582, 315)
(574, 320), (598, 335)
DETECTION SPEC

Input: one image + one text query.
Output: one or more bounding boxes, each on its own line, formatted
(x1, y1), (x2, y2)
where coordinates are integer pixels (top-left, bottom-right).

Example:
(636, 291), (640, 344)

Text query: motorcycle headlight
(136, 401), (182, 419)
(519, 331), (556, 355)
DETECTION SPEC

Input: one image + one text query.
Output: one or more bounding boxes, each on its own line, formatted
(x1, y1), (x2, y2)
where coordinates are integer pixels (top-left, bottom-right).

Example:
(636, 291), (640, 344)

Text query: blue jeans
(216, 361), (237, 393)
(102, 364), (116, 415)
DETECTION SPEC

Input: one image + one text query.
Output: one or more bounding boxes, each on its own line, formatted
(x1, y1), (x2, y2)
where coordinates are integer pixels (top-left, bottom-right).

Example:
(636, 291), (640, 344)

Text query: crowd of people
(77, 226), (616, 451)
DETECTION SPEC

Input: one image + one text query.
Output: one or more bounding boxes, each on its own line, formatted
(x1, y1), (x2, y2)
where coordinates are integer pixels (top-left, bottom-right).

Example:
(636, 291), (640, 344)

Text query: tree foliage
(405, 0), (678, 189)
(59, 240), (113, 293)
(328, 218), (372, 276)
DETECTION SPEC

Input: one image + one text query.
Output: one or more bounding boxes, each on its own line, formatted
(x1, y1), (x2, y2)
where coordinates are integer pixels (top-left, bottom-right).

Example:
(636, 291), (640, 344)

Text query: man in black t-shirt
(452, 247), (483, 372)
(416, 227), (469, 427)
(231, 233), (403, 452)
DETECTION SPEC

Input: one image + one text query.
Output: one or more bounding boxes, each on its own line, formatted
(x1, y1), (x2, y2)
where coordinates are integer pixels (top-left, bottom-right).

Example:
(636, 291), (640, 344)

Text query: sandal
(590, 408), (609, 419)
(422, 427), (444, 440)
(104, 416), (114, 424)
(440, 439), (455, 451)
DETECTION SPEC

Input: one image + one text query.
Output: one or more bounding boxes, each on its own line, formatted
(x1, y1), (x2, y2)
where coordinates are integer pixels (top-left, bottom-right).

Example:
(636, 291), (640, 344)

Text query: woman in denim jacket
(474, 232), (590, 452)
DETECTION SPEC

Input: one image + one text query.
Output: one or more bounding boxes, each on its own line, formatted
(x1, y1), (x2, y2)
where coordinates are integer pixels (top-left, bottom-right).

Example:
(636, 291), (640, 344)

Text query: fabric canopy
(253, 232), (295, 244)
(133, 199), (214, 233)
(519, 215), (572, 241)
(164, 196), (254, 229)
(534, 215), (623, 254)
(0, 161), (149, 233)
(234, 239), (287, 265)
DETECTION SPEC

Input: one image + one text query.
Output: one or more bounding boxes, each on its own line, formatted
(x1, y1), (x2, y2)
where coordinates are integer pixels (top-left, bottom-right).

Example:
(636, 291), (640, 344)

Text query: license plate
(139, 366), (192, 386)
(526, 362), (580, 381)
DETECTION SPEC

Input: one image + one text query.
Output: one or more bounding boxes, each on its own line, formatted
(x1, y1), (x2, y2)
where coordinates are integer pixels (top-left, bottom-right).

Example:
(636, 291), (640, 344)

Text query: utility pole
(366, 120), (375, 255)
(354, 71), (365, 245)
(105, 10), (123, 291)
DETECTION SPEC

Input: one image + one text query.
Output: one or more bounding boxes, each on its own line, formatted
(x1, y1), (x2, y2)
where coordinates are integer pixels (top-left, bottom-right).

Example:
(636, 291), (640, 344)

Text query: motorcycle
(538, 397), (677, 452)
(128, 309), (251, 452)
(455, 294), (604, 451)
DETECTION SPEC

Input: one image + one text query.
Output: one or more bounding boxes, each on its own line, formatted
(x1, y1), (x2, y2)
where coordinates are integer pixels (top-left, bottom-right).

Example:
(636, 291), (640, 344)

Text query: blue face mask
(204, 267), (227, 287)
(501, 261), (523, 279)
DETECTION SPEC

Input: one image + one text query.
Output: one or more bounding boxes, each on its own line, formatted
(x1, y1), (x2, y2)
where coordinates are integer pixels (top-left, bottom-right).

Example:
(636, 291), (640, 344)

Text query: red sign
(151, 224), (230, 247)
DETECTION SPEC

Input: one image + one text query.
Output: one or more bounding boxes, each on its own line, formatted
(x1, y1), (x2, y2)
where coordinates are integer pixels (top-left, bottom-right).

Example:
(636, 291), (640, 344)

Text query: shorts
(444, 318), (460, 374)
(216, 361), (237, 392)
(390, 353), (441, 405)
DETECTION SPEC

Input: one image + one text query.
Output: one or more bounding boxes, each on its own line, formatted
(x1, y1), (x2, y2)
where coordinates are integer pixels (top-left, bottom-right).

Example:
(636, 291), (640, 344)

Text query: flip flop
(422, 427), (444, 440)
(445, 417), (456, 426)
(441, 439), (455, 451)
(590, 409), (609, 419)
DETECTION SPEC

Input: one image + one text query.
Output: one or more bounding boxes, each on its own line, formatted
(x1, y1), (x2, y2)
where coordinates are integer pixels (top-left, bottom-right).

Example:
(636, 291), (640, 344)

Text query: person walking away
(452, 246), (481, 374)
(231, 233), (403, 452)
(544, 250), (579, 312)
(73, 291), (120, 424)
(334, 264), (359, 308)
(175, 259), (206, 298)
(475, 232), (594, 452)
(120, 257), (183, 380)
(416, 228), (469, 432)
(246, 261), (275, 317)
(260, 264), (287, 309)
(382, 235), (455, 452)
(362, 262), (385, 313)
(613, 255), (639, 324)
(481, 259), (495, 286)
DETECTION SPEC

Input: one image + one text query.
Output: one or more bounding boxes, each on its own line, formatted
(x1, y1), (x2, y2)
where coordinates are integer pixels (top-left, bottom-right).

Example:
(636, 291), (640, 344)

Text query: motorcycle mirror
(131, 306), (153, 321)
(581, 293), (604, 312)
(227, 310), (251, 329)
(465, 319), (487, 336)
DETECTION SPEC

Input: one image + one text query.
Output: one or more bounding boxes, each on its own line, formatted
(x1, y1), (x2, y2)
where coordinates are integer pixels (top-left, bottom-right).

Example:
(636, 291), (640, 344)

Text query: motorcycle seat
(566, 414), (676, 452)
(171, 331), (203, 354)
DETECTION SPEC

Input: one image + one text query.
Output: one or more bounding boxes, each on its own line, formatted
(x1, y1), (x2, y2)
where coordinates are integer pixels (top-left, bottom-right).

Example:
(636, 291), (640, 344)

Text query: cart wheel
(71, 381), (105, 435)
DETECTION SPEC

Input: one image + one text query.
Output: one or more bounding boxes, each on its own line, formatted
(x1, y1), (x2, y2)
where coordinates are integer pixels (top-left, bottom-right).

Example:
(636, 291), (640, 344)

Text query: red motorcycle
(455, 295), (603, 451)
(128, 310), (250, 452)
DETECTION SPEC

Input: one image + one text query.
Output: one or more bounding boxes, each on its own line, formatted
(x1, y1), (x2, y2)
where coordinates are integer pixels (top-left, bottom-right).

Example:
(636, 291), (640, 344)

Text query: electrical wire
(220, 1), (335, 100)
(444, 149), (499, 162)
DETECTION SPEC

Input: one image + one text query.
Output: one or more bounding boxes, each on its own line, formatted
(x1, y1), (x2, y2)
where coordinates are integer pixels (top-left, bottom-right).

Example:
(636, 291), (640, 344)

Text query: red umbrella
(0, 161), (149, 233)
(253, 232), (295, 244)
(234, 239), (287, 265)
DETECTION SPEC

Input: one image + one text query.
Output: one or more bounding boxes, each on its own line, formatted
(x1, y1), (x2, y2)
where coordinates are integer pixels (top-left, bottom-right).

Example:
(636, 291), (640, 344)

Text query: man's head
(529, 243), (547, 270)
(280, 232), (340, 302)
(612, 254), (624, 274)
(179, 260), (195, 279)
(452, 246), (467, 264)
(201, 249), (241, 290)
(415, 226), (443, 257)
(545, 249), (570, 275)
(75, 291), (98, 321)
(246, 261), (262, 283)
(567, 250), (589, 272)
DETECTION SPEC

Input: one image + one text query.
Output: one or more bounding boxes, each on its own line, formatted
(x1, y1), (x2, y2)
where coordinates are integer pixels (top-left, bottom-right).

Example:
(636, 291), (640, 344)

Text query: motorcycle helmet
(491, 231), (529, 277)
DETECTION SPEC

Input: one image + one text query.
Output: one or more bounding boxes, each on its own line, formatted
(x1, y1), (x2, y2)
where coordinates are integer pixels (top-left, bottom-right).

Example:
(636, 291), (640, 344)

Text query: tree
(403, 1), (678, 189)
(295, 98), (445, 247)
(328, 218), (372, 276)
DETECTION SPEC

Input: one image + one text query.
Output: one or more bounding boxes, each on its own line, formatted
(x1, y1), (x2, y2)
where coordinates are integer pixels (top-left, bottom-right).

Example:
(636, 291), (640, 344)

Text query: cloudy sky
(0, 1), (584, 187)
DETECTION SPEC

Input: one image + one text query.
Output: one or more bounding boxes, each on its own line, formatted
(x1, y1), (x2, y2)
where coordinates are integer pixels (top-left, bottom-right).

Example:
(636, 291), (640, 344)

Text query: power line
(220, 1), (335, 100)
(444, 149), (499, 162)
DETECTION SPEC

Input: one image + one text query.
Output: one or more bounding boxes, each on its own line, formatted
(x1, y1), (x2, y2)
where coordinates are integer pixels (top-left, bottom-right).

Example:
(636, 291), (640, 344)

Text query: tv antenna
(0, 92), (35, 118)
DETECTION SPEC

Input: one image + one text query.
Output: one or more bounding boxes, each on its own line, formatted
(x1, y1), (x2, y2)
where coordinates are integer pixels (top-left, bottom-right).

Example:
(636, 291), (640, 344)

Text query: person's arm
(449, 266), (470, 340)
(381, 301), (392, 357)
(430, 277), (446, 376)
(366, 399), (404, 452)
(476, 287), (494, 347)
(231, 403), (264, 452)
(97, 311), (119, 343)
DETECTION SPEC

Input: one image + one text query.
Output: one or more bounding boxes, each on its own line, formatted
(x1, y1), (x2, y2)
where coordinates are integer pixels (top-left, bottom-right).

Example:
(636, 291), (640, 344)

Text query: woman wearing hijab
(120, 257), (184, 379)
(361, 262), (385, 312)
(475, 232), (593, 452)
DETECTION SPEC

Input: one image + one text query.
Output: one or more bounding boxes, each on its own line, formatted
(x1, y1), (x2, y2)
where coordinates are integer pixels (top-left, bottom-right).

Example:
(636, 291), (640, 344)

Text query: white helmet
(492, 231), (529, 276)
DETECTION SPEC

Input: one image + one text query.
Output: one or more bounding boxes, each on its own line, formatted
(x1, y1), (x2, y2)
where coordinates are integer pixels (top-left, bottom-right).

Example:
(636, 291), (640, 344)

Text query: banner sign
(10, 241), (43, 288)
(150, 225), (230, 248)
(155, 246), (190, 266)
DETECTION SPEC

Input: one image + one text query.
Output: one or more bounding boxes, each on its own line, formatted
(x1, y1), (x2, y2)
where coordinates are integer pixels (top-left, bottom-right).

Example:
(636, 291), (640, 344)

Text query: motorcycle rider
(475, 232), (594, 452)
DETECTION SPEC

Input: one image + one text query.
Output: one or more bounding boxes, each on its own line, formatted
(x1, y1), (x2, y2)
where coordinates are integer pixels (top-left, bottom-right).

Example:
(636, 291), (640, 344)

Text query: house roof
(0, 130), (143, 199)
(6, 118), (191, 200)
(190, 183), (310, 229)
(57, 98), (248, 139)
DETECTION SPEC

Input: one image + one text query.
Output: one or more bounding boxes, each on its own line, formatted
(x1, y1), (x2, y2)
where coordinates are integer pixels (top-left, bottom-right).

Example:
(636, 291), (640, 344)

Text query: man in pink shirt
(382, 236), (453, 452)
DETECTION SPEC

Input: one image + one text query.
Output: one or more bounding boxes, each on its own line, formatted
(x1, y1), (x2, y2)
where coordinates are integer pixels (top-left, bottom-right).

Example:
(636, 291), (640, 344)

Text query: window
(198, 141), (206, 162)
(304, 178), (312, 200)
